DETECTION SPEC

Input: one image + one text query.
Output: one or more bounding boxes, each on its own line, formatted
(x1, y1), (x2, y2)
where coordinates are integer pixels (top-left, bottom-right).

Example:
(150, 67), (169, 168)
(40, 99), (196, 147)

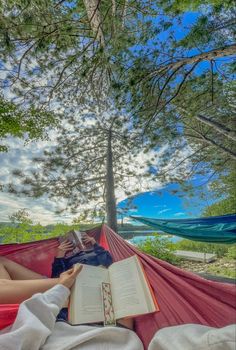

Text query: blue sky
(117, 178), (215, 224)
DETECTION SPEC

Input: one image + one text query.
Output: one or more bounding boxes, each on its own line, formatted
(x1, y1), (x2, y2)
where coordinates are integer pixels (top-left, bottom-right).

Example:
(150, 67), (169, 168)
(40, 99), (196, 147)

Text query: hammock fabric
(0, 225), (235, 349)
(131, 214), (236, 243)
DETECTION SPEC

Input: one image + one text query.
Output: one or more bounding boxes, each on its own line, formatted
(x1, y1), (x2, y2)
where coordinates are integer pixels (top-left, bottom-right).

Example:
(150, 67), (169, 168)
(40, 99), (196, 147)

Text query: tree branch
(196, 114), (236, 142)
(185, 127), (236, 160)
(210, 60), (214, 104)
(158, 144), (208, 177)
(149, 44), (236, 78)
(143, 61), (200, 133)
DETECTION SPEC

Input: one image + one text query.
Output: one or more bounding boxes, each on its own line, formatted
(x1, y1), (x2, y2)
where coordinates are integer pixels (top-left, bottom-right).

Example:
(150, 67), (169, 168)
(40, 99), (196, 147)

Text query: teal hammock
(130, 214), (236, 244)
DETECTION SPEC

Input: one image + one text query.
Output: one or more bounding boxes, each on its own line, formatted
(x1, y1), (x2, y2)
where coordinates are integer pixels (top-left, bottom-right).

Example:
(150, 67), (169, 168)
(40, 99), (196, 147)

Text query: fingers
(59, 239), (68, 244)
(60, 241), (74, 250)
(61, 265), (83, 278)
(82, 236), (96, 246)
(62, 240), (73, 246)
(67, 265), (83, 275)
(73, 265), (83, 275)
(81, 235), (92, 242)
(82, 237), (90, 243)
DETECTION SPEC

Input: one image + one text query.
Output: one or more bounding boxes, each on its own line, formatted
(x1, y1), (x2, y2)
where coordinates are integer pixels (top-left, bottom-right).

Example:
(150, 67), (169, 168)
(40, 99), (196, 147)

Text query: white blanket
(0, 284), (235, 350)
(0, 285), (143, 350)
(148, 324), (236, 350)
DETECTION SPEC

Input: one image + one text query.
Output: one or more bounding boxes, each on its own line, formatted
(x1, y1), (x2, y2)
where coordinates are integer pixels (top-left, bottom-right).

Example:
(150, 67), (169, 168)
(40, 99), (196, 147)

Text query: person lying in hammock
(51, 232), (113, 278)
(51, 232), (113, 322)
(0, 266), (143, 350)
(1, 266), (234, 350)
(0, 233), (112, 305)
(0, 246), (132, 330)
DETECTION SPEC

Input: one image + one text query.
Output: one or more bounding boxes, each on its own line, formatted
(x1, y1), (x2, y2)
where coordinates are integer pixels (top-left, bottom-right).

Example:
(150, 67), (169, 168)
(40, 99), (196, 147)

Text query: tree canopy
(9, 97), (159, 231)
(202, 165), (236, 216)
(0, 95), (57, 152)
(0, 0), (235, 224)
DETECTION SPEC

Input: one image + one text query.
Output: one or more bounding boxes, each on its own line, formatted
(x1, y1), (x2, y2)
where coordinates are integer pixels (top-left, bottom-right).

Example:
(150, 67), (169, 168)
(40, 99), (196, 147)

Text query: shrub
(173, 239), (229, 258)
(226, 245), (236, 260)
(137, 236), (180, 265)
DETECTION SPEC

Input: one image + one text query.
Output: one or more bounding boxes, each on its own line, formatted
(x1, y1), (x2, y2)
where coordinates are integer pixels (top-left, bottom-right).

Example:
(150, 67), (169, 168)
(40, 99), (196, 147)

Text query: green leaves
(202, 166), (236, 216)
(138, 235), (180, 265)
(0, 96), (57, 151)
(163, 22), (172, 31)
(0, 0), (235, 224)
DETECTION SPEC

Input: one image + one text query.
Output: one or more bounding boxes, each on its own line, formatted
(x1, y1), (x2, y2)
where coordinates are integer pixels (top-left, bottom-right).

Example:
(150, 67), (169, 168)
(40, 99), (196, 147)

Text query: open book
(59, 230), (93, 257)
(69, 255), (159, 325)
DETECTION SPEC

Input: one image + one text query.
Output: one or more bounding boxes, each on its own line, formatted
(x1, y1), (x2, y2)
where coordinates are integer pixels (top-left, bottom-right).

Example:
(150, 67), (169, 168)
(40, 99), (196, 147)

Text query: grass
(206, 258), (236, 279)
(173, 239), (231, 258)
(138, 235), (236, 279)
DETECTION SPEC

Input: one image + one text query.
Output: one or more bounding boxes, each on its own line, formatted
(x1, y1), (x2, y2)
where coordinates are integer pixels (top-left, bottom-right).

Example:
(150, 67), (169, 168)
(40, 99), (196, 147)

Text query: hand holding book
(58, 265), (83, 288)
(58, 231), (97, 258)
(69, 255), (159, 325)
(80, 232), (96, 250)
(56, 240), (75, 258)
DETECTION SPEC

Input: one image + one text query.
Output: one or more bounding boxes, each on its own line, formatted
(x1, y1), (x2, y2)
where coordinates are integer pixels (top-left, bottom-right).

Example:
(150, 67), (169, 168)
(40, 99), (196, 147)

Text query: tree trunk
(105, 130), (118, 232)
(83, 0), (105, 47)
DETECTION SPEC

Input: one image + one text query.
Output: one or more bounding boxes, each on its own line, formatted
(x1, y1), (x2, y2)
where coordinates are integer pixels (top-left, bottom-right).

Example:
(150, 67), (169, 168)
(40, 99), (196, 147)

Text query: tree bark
(105, 130), (118, 232)
(83, 0), (105, 47)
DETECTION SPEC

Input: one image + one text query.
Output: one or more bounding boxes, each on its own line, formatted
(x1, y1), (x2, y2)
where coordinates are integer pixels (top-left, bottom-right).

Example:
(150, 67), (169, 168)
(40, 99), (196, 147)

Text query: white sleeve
(148, 324), (236, 350)
(0, 284), (70, 350)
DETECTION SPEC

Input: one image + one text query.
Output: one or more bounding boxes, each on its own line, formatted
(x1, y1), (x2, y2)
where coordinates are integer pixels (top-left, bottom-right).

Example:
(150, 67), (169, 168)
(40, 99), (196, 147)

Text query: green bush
(226, 245), (236, 260)
(173, 239), (230, 258)
(137, 236), (180, 265)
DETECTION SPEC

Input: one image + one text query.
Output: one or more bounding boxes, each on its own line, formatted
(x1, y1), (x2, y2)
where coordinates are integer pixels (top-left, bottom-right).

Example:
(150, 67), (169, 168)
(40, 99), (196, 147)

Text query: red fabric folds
(0, 238), (58, 276)
(102, 225), (236, 348)
(0, 304), (19, 329)
(0, 224), (235, 349)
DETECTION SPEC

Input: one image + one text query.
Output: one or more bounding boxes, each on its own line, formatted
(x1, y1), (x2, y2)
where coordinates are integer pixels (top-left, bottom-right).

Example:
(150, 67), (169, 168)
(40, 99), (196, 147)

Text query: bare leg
(0, 256), (43, 280)
(0, 262), (11, 279)
(0, 278), (59, 304)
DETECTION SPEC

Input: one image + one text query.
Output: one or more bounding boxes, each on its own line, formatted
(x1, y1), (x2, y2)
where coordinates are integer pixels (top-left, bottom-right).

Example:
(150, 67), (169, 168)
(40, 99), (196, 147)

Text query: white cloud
(174, 212), (185, 217)
(114, 148), (167, 202)
(158, 208), (171, 214)
(0, 106), (192, 224)
(127, 208), (138, 213)
(0, 137), (190, 224)
(0, 192), (74, 224)
(0, 140), (166, 223)
(119, 217), (139, 225)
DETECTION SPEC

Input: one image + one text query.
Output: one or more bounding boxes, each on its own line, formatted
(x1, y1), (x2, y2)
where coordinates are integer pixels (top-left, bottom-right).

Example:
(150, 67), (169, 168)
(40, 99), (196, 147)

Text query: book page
(134, 256), (158, 312)
(69, 264), (109, 324)
(109, 255), (152, 319)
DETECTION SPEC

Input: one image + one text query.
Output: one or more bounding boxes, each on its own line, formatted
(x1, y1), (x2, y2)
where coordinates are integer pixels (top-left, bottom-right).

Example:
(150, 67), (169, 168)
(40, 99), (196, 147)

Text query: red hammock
(0, 224), (235, 349)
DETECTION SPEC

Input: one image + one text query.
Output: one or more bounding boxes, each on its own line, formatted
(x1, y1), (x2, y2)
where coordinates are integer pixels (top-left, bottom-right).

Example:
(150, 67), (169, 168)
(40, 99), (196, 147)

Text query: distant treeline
(0, 221), (153, 243)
